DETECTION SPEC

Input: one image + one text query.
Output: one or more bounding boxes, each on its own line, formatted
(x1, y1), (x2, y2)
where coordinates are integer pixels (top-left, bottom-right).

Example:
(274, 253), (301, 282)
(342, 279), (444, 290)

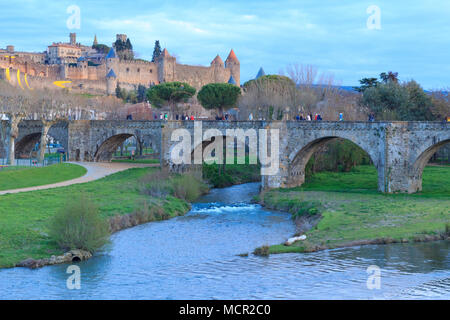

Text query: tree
(429, 90), (450, 121)
(146, 82), (196, 118)
(240, 74), (296, 120)
(152, 40), (162, 62)
(361, 80), (435, 121)
(354, 77), (379, 92)
(92, 43), (110, 54)
(197, 83), (241, 117)
(380, 71), (399, 84)
(114, 38), (134, 60)
(125, 38), (133, 50)
(115, 83), (122, 99)
(137, 85), (147, 103)
(0, 80), (125, 164)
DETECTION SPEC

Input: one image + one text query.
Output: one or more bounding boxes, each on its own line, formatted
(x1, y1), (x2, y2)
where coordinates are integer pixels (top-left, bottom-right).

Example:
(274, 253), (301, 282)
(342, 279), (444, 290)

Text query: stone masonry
(2, 120), (449, 194)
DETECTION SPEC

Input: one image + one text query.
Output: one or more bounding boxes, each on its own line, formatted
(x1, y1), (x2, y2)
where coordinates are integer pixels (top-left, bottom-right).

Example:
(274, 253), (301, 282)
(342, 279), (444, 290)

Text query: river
(0, 183), (448, 299)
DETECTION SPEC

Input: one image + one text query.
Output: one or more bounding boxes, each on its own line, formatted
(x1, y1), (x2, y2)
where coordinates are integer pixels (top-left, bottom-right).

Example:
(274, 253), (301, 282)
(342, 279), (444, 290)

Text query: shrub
(172, 174), (208, 201)
(49, 195), (110, 252)
(253, 245), (270, 256)
(292, 200), (322, 219)
(140, 170), (171, 197)
(140, 169), (207, 202)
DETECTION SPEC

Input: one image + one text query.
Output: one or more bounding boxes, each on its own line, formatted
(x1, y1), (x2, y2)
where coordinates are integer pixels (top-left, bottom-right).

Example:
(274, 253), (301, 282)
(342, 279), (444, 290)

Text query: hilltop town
(0, 33), (240, 96)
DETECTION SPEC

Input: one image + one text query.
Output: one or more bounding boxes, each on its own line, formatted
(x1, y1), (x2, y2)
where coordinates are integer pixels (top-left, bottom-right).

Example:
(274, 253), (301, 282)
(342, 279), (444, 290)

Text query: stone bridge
(0, 120), (448, 193)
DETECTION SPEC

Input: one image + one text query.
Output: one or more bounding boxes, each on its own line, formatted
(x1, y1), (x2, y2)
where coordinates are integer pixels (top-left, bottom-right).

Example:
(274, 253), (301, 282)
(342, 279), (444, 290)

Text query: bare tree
(0, 82), (34, 164)
(0, 80), (126, 164)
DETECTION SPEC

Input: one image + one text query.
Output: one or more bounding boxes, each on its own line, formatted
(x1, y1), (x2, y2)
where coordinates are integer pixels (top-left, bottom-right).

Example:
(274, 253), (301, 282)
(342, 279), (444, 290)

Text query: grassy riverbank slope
(0, 167), (198, 268)
(203, 160), (260, 188)
(260, 165), (450, 254)
(0, 163), (87, 191)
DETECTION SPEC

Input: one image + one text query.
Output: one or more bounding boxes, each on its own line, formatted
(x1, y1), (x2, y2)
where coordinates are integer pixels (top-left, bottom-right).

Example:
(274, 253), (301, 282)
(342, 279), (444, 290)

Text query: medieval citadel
(0, 33), (240, 96)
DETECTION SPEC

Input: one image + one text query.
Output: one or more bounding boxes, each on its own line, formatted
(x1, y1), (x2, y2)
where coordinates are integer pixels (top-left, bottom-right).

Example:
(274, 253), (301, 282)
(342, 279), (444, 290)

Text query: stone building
(0, 33), (241, 96)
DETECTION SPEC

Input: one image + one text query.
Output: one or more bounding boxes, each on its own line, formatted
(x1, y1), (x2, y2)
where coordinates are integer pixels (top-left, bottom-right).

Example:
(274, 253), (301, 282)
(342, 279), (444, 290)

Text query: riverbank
(0, 167), (205, 268)
(257, 165), (450, 254)
(203, 160), (260, 188)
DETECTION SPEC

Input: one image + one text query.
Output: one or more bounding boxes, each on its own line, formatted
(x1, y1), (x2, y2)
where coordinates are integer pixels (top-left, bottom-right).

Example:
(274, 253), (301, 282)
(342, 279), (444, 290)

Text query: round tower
(225, 49), (240, 86)
(156, 48), (176, 83)
(211, 54), (225, 82)
(106, 69), (117, 95)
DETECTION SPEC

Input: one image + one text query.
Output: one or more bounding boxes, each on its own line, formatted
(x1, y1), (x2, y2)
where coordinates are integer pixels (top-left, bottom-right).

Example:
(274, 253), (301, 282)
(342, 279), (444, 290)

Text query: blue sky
(2, 0), (450, 89)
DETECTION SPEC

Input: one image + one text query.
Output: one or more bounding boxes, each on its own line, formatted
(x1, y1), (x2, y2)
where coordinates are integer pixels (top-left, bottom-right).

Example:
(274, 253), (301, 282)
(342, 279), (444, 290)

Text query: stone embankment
(16, 250), (92, 269)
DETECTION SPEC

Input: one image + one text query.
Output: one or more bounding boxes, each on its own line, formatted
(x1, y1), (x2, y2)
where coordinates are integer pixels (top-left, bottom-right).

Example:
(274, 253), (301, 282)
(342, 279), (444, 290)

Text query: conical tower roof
(256, 67), (266, 79)
(106, 47), (116, 59)
(93, 34), (98, 46)
(225, 49), (239, 63)
(106, 69), (117, 78)
(161, 48), (171, 57)
(211, 54), (224, 66)
(228, 75), (237, 85)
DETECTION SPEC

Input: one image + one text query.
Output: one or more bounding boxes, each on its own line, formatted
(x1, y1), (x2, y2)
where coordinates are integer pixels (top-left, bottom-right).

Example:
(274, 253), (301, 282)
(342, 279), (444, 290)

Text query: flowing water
(0, 183), (448, 299)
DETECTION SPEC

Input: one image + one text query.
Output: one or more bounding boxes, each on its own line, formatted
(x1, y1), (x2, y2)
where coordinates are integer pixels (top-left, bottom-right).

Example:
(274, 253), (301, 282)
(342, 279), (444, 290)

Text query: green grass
(0, 167), (190, 268)
(0, 163), (87, 191)
(263, 165), (450, 254)
(203, 156), (261, 188)
(283, 165), (450, 198)
(111, 158), (160, 164)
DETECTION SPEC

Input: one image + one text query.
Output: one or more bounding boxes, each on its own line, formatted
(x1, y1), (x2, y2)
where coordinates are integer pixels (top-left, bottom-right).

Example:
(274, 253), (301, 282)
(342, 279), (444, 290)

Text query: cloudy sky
(2, 0), (450, 88)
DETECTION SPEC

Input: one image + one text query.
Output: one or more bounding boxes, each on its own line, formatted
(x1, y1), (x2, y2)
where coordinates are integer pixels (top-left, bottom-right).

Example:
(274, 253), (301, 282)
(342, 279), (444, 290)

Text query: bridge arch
(287, 135), (380, 189)
(408, 138), (450, 193)
(15, 132), (41, 158)
(94, 133), (135, 161)
(15, 131), (66, 159)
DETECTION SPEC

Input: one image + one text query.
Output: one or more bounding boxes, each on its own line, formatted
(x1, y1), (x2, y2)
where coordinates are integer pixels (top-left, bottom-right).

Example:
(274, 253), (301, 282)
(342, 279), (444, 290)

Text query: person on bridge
(339, 113), (343, 121)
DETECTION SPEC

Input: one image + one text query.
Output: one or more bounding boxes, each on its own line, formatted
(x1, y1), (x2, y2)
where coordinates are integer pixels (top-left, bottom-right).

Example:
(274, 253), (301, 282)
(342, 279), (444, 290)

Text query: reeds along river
(0, 183), (449, 299)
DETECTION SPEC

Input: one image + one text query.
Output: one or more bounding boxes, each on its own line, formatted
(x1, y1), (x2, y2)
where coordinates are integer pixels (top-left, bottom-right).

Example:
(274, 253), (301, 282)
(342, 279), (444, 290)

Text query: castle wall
(63, 64), (106, 81)
(0, 55), (58, 79)
(172, 63), (231, 89)
(112, 60), (159, 86)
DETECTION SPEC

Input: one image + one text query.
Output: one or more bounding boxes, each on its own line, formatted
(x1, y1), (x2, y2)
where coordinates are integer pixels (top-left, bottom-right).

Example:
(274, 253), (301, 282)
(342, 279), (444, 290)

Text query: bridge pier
(6, 120), (447, 194)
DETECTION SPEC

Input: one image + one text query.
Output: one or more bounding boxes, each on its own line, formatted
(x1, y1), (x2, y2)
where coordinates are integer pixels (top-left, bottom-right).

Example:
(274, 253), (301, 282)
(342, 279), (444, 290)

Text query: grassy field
(261, 165), (450, 254)
(0, 167), (191, 268)
(0, 163), (87, 191)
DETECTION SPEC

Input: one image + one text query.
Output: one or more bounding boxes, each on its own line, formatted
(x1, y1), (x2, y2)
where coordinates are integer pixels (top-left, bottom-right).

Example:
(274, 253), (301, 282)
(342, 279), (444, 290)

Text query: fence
(0, 153), (66, 167)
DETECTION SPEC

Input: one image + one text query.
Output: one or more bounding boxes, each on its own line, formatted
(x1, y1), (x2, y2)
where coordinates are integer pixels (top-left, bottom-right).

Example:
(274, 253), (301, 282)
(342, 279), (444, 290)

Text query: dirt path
(0, 162), (159, 195)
